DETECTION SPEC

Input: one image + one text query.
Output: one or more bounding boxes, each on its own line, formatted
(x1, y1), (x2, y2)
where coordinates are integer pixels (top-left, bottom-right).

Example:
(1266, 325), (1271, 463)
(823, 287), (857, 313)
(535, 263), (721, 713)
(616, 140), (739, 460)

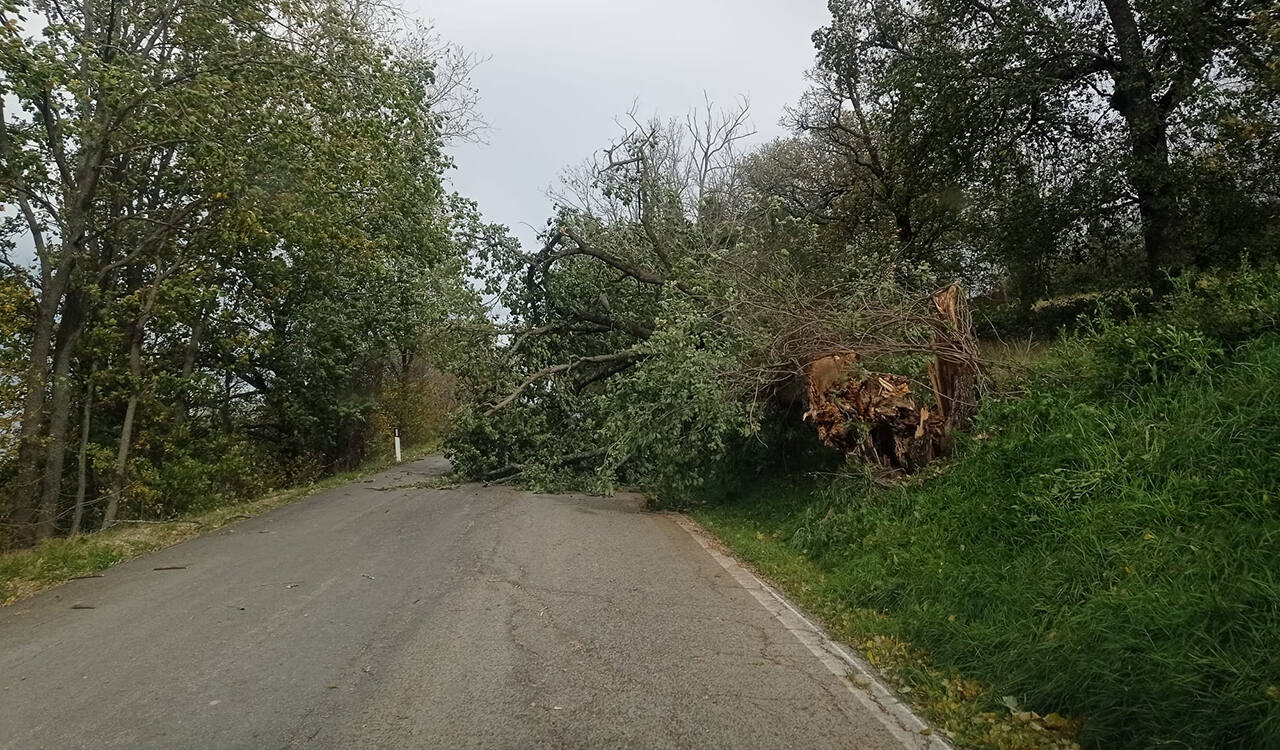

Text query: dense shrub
(1164, 262), (1280, 344)
(974, 288), (1149, 341)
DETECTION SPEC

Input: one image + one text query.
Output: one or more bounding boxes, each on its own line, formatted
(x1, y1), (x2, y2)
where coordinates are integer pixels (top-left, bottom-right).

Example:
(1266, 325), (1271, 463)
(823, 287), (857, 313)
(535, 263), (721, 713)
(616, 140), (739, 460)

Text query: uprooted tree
(445, 0), (1278, 495)
(449, 101), (985, 494)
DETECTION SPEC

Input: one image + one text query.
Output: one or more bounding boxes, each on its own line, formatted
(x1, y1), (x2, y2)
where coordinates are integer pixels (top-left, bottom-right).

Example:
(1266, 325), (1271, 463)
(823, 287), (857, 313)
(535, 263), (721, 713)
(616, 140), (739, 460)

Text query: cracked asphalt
(0, 458), (931, 749)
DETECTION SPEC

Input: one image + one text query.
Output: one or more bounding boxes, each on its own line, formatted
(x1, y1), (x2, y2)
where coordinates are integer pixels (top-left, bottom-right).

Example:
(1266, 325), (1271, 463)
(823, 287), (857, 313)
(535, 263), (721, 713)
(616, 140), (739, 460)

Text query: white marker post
(393, 427), (402, 463)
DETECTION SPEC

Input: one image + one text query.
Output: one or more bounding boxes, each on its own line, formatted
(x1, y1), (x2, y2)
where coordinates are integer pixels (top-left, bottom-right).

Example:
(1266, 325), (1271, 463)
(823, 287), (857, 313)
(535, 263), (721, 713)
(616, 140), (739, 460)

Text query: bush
(152, 439), (273, 515)
(1078, 262), (1280, 389)
(1086, 317), (1223, 387)
(975, 288), (1149, 340)
(1164, 262), (1280, 344)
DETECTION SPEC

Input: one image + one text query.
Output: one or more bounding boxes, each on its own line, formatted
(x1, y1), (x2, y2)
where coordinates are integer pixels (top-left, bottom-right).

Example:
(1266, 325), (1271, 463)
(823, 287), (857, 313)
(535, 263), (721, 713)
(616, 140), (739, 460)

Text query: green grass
(0, 442), (439, 605)
(696, 334), (1280, 749)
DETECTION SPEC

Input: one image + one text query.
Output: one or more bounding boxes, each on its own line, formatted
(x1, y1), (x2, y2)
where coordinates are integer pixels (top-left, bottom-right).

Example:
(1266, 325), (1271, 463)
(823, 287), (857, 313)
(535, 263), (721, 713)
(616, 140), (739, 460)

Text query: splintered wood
(804, 284), (979, 473)
(927, 283), (979, 431)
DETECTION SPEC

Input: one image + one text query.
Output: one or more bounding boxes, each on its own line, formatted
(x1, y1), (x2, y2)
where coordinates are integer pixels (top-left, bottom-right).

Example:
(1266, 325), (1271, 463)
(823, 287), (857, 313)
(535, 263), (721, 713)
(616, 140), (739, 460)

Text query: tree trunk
(1101, 0), (1183, 294)
(894, 208), (916, 254)
(11, 159), (99, 543)
(173, 302), (208, 434)
(927, 284), (980, 431)
(1127, 116), (1180, 293)
(36, 291), (87, 539)
(70, 367), (95, 536)
(221, 371), (235, 433)
(10, 284), (63, 545)
(101, 335), (141, 530)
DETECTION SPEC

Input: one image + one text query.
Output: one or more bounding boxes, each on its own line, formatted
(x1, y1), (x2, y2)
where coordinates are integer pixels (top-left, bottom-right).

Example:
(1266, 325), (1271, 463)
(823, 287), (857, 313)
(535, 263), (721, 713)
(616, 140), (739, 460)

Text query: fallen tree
(450, 103), (985, 490)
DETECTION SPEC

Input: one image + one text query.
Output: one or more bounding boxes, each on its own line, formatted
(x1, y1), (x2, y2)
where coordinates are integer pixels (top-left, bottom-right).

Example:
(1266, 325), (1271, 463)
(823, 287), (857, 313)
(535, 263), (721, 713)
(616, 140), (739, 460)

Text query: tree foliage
(808, 0), (1279, 293)
(0, 0), (494, 545)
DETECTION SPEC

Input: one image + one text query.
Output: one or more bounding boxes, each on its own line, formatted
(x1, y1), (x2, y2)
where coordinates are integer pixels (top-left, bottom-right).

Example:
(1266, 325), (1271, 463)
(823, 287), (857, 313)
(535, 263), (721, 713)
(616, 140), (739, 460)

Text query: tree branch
(569, 308), (654, 339)
(483, 449), (607, 481)
(545, 228), (669, 286)
(485, 349), (648, 416)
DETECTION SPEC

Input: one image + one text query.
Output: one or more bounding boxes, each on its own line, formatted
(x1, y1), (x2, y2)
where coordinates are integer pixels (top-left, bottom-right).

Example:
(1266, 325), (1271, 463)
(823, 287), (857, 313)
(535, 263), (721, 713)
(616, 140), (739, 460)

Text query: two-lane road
(0, 458), (945, 749)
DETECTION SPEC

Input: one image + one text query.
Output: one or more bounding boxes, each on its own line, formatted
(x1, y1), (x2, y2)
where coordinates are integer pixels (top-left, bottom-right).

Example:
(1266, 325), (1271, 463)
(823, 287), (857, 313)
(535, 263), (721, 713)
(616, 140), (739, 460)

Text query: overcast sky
(411, 0), (833, 248)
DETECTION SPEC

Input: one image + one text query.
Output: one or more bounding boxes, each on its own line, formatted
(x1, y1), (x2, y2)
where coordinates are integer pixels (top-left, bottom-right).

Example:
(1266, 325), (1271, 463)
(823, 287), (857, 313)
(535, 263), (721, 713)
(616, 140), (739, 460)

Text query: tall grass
(696, 267), (1280, 748)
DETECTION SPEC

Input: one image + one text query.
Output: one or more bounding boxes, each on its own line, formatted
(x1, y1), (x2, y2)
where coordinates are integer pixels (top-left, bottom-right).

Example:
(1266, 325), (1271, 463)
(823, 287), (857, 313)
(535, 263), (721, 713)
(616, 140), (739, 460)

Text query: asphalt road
(0, 458), (945, 749)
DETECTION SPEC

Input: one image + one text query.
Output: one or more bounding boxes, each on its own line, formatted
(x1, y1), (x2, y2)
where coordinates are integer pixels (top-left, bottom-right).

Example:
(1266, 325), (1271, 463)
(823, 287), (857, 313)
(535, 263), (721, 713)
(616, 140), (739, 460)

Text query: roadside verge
(688, 509), (1081, 750)
(673, 513), (952, 750)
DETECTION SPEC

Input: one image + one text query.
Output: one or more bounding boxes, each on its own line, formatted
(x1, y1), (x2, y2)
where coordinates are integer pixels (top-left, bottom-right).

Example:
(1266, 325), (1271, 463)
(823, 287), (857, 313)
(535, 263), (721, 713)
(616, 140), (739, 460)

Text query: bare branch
(485, 349), (648, 416)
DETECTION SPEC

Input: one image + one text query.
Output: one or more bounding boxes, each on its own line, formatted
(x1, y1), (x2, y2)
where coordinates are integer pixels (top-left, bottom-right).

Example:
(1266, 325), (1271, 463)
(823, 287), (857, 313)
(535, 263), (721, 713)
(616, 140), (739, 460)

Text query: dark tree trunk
(173, 302), (208, 434)
(36, 291), (87, 539)
(1126, 112), (1180, 293)
(894, 208), (916, 253)
(10, 296), (57, 544)
(1101, 0), (1184, 294)
(11, 241), (76, 543)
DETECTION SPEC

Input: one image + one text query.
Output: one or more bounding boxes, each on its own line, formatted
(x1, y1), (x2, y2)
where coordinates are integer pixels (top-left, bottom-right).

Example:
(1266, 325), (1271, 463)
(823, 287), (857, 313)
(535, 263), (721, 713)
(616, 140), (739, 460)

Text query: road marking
(673, 514), (952, 750)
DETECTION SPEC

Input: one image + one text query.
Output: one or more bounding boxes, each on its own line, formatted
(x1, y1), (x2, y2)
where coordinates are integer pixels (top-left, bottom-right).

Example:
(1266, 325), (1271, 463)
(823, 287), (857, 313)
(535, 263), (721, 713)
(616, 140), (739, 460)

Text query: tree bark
(173, 301), (209, 434)
(893, 207), (917, 258)
(10, 220), (75, 544)
(36, 291), (87, 539)
(1101, 0), (1183, 293)
(101, 333), (142, 530)
(70, 365), (96, 536)
(1125, 110), (1180, 293)
(10, 296), (58, 543)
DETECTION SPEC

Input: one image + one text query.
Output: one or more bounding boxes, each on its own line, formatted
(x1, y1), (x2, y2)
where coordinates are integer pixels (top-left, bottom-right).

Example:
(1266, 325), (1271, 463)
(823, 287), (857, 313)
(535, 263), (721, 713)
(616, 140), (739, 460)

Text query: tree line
(448, 0), (1278, 492)
(0, 0), (499, 547)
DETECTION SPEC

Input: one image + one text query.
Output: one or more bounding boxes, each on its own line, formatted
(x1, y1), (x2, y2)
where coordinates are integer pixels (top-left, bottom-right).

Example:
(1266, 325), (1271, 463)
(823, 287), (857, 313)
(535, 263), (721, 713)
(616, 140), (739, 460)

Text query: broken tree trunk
(927, 284), (980, 433)
(803, 283), (979, 473)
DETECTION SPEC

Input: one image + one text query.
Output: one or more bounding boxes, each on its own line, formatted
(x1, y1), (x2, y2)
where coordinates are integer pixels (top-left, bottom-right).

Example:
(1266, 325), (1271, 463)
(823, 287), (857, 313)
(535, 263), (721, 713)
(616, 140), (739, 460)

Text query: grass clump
(695, 267), (1280, 749)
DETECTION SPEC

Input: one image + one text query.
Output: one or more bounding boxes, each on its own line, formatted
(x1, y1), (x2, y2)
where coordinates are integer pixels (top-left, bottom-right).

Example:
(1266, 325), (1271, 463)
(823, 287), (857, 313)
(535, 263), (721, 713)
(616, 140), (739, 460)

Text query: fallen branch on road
(483, 449), (608, 482)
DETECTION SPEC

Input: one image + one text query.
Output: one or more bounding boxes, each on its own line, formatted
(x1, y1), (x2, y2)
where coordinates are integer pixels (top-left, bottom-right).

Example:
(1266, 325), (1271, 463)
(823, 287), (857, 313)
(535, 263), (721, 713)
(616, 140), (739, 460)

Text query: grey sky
(412, 0), (833, 247)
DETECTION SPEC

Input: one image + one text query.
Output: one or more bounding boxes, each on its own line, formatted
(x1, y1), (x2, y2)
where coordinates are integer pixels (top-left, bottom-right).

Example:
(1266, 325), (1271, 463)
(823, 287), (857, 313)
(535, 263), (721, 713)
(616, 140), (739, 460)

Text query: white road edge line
(673, 514), (953, 750)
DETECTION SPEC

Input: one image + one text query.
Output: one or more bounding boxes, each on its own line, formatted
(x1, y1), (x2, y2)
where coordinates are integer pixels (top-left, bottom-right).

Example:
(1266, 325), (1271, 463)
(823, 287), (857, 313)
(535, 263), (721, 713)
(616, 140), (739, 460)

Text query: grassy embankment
(0, 442), (440, 605)
(695, 270), (1280, 749)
